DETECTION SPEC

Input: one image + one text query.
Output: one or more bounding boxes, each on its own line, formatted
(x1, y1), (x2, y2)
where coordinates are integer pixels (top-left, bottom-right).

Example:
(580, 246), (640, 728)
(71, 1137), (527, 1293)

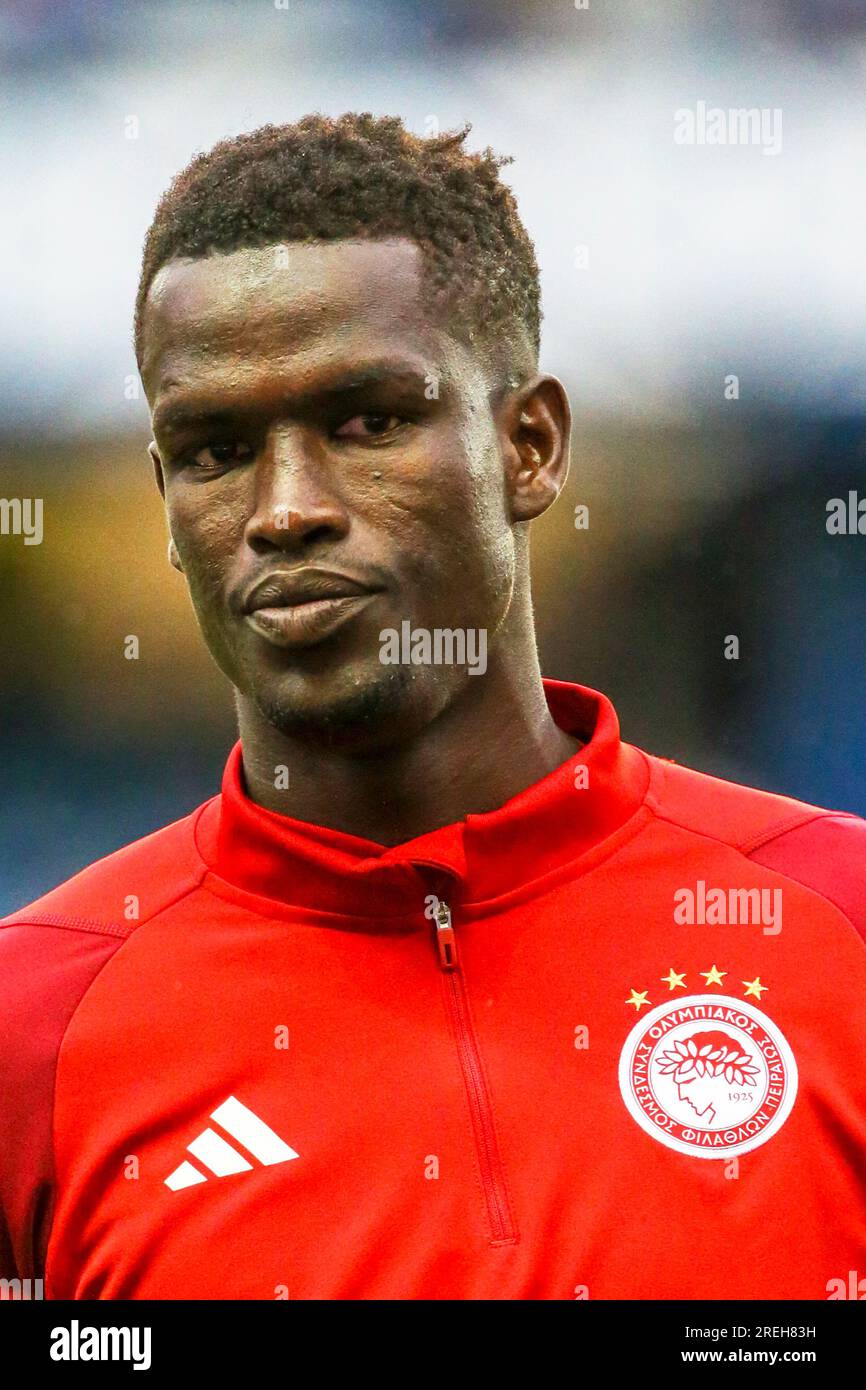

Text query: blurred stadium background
(1, 0), (864, 914)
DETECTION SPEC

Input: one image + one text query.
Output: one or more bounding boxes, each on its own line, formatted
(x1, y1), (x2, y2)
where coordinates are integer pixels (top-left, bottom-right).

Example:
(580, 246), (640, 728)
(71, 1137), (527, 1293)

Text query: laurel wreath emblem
(656, 1037), (760, 1086)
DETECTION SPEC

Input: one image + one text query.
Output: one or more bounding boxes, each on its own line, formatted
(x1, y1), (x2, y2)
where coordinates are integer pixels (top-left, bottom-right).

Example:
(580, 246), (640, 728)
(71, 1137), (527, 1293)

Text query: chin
(246, 660), (445, 751)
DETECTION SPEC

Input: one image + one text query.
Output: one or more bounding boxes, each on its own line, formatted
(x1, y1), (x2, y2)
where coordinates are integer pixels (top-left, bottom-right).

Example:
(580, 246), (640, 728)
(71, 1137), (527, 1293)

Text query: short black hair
(134, 112), (541, 383)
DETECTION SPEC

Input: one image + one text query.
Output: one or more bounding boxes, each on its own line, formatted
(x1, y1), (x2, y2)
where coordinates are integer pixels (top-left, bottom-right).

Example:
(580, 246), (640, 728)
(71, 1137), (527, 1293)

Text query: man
(1, 114), (865, 1301)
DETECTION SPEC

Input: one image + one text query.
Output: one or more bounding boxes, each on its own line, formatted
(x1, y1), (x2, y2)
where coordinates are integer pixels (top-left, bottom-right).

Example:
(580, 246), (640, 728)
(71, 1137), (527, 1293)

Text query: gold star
(661, 968), (687, 991)
(626, 989), (650, 1011)
(701, 964), (727, 987)
(743, 976), (768, 1000)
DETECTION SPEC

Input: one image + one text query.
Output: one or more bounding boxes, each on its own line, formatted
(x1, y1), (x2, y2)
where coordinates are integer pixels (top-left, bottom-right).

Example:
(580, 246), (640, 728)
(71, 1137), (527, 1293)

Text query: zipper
(432, 899), (518, 1246)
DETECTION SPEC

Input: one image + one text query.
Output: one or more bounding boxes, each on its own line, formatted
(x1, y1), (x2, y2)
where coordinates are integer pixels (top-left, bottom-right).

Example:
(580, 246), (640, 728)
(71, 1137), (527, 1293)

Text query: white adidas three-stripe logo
(165, 1096), (299, 1192)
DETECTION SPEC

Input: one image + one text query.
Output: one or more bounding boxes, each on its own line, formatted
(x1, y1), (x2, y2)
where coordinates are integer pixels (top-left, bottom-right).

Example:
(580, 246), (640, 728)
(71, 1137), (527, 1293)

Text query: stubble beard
(238, 660), (443, 754)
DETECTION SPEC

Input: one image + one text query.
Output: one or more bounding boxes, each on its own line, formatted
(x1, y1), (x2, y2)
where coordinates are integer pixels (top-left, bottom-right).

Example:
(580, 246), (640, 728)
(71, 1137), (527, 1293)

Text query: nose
(243, 425), (350, 553)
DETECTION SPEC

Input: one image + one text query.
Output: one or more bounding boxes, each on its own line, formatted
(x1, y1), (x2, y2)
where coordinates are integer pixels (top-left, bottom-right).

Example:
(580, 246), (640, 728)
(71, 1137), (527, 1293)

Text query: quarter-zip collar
(201, 679), (649, 917)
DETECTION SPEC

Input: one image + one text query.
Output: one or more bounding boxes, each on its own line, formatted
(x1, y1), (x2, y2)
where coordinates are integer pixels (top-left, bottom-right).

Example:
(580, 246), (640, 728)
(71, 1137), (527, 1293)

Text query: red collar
(199, 680), (649, 917)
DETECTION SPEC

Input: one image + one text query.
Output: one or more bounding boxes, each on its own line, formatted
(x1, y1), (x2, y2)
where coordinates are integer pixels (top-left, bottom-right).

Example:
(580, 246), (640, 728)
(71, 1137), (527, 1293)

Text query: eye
(333, 414), (405, 440)
(186, 441), (254, 471)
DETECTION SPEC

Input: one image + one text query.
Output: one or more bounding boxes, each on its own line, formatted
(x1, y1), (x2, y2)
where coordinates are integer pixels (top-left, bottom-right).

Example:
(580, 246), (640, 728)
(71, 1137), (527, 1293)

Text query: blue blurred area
(0, 713), (229, 914)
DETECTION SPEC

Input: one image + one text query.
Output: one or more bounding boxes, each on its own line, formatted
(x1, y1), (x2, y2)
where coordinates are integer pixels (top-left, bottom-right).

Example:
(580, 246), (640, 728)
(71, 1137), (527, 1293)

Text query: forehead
(141, 238), (452, 402)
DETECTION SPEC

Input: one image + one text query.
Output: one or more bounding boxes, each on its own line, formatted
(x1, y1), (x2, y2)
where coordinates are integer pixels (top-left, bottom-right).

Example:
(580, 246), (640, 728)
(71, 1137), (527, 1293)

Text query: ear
(149, 441), (184, 573)
(500, 375), (571, 523)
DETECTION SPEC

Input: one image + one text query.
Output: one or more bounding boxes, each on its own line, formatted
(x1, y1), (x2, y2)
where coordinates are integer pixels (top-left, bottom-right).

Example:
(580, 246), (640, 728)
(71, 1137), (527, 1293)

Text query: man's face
(141, 238), (521, 748)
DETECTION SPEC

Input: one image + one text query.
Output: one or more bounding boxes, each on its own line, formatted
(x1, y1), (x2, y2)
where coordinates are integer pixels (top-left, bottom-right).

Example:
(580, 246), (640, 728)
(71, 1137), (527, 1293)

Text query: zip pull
(433, 899), (459, 971)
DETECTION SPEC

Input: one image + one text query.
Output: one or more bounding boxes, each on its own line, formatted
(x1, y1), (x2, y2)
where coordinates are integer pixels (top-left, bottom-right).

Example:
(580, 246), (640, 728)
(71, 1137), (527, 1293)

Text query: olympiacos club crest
(618, 994), (798, 1158)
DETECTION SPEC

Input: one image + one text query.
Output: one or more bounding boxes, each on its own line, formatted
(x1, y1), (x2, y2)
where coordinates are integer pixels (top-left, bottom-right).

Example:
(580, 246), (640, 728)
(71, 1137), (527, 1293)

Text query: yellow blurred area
(0, 418), (759, 737)
(0, 438), (230, 742)
(0, 415), (768, 752)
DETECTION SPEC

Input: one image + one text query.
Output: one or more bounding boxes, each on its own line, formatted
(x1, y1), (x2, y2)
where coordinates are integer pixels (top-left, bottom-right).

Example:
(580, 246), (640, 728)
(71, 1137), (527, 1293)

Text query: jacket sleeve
(0, 919), (123, 1293)
(746, 812), (866, 947)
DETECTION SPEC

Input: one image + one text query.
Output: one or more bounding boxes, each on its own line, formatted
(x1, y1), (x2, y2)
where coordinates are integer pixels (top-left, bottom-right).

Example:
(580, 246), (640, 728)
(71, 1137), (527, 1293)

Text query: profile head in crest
(655, 1029), (760, 1122)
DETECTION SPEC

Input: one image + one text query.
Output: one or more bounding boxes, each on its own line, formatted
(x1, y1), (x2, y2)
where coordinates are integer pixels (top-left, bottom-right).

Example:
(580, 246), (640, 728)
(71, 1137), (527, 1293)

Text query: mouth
(242, 570), (382, 650)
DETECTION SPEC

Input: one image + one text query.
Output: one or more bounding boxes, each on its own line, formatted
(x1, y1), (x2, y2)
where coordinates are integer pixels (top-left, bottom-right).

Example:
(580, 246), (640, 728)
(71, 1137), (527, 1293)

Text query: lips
(241, 569), (382, 649)
(243, 569), (377, 612)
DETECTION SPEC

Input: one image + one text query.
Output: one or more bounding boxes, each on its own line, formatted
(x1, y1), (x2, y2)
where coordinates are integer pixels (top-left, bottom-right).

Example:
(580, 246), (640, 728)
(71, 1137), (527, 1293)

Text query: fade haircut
(134, 112), (541, 385)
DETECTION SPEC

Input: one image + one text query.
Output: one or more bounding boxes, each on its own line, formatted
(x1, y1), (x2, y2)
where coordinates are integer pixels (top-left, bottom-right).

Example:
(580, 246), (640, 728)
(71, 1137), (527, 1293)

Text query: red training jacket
(1, 680), (865, 1300)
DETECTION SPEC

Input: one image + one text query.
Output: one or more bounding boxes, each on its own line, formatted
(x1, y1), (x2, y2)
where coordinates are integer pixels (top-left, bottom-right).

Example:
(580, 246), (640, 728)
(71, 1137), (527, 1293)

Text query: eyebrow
(152, 362), (435, 438)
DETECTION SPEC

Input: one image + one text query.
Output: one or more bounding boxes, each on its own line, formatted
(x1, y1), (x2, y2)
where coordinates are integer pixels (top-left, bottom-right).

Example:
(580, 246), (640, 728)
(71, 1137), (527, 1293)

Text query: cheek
(373, 437), (514, 616)
(167, 499), (247, 683)
(392, 419), (504, 531)
(168, 490), (244, 603)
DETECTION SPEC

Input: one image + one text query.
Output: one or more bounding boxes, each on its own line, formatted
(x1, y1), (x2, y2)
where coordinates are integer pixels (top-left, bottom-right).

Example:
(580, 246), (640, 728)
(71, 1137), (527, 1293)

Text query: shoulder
(0, 793), (213, 1098)
(0, 798), (214, 1280)
(641, 749), (866, 942)
(0, 796), (213, 937)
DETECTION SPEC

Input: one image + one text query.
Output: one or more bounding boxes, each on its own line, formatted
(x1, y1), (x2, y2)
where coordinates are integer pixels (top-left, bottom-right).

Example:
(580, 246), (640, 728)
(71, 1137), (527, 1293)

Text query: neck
(235, 614), (581, 846)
